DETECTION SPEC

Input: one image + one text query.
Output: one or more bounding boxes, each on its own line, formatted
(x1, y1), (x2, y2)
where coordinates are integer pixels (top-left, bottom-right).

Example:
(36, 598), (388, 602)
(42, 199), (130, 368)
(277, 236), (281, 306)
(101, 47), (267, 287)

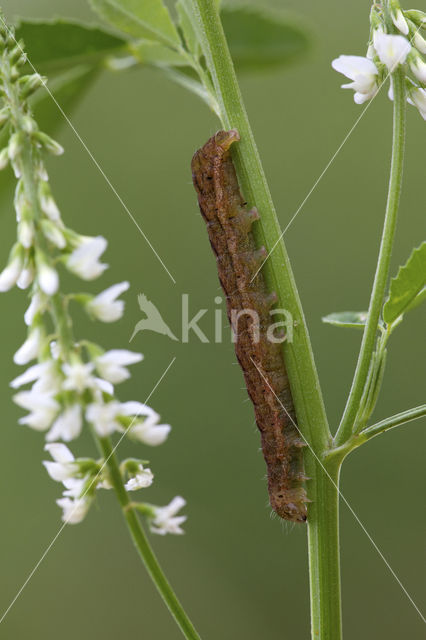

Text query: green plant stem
(187, 0), (330, 454)
(307, 458), (342, 640)
(336, 68), (407, 447)
(187, 2), (343, 638)
(326, 404), (426, 464)
(95, 436), (202, 640)
(362, 404), (426, 440)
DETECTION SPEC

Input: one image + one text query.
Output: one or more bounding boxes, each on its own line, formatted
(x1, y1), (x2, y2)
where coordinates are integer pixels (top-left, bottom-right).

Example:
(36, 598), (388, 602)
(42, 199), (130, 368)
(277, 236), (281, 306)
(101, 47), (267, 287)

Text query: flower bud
(35, 251), (59, 295)
(34, 131), (64, 156)
(413, 31), (426, 55)
(38, 181), (61, 221)
(41, 219), (67, 249)
(18, 219), (34, 248)
(391, 3), (409, 35)
(0, 242), (24, 292)
(409, 51), (426, 84)
(404, 10), (426, 28)
(0, 146), (9, 170)
(18, 74), (46, 98)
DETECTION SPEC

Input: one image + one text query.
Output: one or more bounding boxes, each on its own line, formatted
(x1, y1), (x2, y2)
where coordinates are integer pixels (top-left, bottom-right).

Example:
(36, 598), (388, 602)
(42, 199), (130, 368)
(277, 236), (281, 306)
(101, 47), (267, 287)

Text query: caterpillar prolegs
(191, 130), (308, 523)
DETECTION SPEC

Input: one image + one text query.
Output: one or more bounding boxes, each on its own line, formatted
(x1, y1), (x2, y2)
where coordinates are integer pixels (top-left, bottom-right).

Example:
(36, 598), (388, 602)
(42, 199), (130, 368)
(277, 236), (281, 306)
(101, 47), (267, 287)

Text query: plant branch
(362, 404), (426, 441)
(335, 67), (407, 446)
(95, 436), (202, 640)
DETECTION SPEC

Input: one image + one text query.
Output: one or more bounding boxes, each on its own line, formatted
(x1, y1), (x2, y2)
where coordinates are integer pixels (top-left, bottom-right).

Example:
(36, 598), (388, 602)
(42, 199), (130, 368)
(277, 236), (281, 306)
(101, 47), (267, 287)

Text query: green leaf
(176, 0), (199, 57)
(89, 0), (181, 48)
(130, 40), (187, 67)
(221, 4), (310, 72)
(322, 311), (368, 330)
(383, 242), (426, 324)
(15, 18), (127, 75)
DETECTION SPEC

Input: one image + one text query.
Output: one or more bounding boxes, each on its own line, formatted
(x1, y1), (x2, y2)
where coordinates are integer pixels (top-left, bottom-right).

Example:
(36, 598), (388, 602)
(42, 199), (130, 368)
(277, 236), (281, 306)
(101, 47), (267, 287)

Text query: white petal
(13, 327), (43, 365)
(414, 32), (426, 56)
(46, 404), (83, 442)
(87, 282), (129, 323)
(56, 497), (90, 524)
(392, 10), (409, 36)
(38, 263), (59, 295)
(332, 55), (378, 80)
(66, 236), (108, 280)
(24, 293), (44, 326)
(0, 257), (22, 292)
(44, 442), (75, 463)
(374, 32), (411, 71)
(10, 362), (48, 388)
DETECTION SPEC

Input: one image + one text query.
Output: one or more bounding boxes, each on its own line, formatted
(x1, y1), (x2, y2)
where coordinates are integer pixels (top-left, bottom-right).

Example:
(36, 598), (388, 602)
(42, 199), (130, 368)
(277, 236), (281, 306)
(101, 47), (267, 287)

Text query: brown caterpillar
(191, 129), (308, 523)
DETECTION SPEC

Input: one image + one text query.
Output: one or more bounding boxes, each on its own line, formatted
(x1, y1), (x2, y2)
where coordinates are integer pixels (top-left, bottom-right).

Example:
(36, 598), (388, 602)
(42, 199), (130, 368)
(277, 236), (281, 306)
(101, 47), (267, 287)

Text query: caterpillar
(191, 129), (308, 523)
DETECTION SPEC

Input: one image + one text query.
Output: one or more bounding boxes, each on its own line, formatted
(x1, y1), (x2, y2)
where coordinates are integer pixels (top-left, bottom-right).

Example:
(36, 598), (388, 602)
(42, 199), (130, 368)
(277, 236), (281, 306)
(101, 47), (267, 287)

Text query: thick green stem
(188, 0), (330, 455)
(307, 458), (342, 640)
(336, 68), (407, 446)
(186, 2), (340, 638)
(95, 436), (202, 640)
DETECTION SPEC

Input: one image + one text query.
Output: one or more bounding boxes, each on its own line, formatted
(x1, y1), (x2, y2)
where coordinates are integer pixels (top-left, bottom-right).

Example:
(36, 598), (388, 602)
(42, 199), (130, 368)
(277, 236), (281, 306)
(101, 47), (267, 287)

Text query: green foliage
(221, 4), (310, 72)
(322, 311), (368, 329)
(15, 19), (127, 75)
(89, 0), (181, 48)
(383, 242), (426, 324)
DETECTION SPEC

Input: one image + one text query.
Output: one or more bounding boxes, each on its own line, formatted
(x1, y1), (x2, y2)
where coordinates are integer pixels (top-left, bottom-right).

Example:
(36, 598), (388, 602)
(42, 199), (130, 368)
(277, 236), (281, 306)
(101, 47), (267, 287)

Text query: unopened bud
(34, 131), (64, 156)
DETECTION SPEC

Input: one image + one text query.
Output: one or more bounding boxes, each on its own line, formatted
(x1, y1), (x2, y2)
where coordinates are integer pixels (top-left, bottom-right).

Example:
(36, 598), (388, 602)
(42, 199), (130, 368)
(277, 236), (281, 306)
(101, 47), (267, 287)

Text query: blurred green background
(0, 0), (424, 638)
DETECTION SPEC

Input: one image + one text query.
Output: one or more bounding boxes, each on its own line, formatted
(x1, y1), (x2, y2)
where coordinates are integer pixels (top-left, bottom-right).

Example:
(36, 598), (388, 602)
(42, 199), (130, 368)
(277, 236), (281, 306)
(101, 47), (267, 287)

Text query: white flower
(410, 56), (426, 84)
(41, 220), (66, 249)
(391, 9), (409, 36)
(373, 31), (411, 71)
(410, 87), (426, 119)
(24, 292), (44, 326)
(129, 406), (171, 446)
(11, 361), (54, 389)
(17, 265), (34, 290)
(18, 220), (34, 248)
(14, 389), (60, 430)
(0, 252), (23, 292)
(86, 400), (123, 437)
(150, 496), (187, 536)
(37, 262), (59, 295)
(66, 236), (108, 280)
(125, 464), (154, 491)
(413, 32), (426, 56)
(39, 181), (61, 221)
(95, 349), (143, 384)
(62, 361), (95, 393)
(13, 326), (43, 365)
(331, 55), (378, 103)
(43, 442), (79, 481)
(46, 404), (83, 442)
(56, 496), (90, 524)
(86, 281), (129, 322)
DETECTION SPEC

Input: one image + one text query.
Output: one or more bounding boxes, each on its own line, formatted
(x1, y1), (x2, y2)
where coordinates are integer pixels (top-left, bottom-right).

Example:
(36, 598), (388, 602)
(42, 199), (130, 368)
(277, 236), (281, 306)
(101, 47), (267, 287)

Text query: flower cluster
(0, 23), (186, 533)
(332, 2), (426, 119)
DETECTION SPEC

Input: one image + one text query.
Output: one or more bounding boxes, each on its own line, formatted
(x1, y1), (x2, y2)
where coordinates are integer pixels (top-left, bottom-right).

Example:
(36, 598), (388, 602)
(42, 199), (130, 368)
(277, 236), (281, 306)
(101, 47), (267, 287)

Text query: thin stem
(325, 405), (426, 464)
(362, 404), (426, 441)
(335, 68), (407, 447)
(95, 436), (202, 640)
(188, 0), (330, 457)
